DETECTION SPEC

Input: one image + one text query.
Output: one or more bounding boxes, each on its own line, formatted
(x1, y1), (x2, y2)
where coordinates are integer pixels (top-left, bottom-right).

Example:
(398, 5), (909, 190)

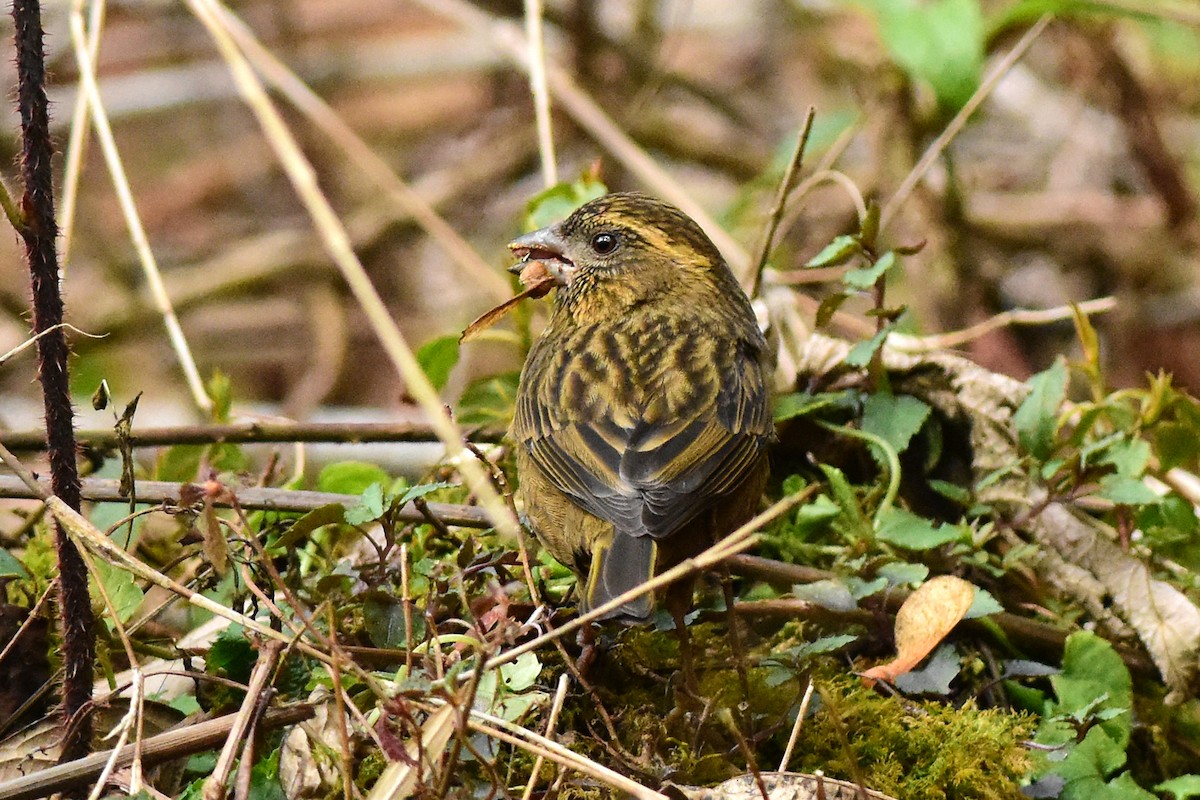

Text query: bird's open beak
(508, 224), (576, 286)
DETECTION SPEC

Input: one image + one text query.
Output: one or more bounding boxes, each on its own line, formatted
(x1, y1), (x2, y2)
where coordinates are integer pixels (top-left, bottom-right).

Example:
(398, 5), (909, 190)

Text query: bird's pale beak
(508, 224), (576, 286)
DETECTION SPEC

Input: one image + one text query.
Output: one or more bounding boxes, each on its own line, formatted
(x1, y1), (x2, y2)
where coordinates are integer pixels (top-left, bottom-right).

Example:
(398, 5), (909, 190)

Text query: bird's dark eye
(590, 232), (619, 255)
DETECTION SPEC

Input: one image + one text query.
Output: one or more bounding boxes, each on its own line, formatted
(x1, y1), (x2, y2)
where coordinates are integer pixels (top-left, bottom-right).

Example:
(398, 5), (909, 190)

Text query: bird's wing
(514, 338), (771, 540)
(622, 349), (772, 537)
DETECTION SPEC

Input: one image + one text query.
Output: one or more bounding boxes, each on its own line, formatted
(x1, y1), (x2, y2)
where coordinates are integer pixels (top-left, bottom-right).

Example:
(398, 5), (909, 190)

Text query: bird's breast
(537, 311), (725, 425)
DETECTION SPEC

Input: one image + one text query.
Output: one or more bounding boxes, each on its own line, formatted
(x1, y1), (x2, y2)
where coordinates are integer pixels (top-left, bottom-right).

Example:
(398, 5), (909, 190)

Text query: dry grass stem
(778, 678), (816, 772)
(60, 0), (106, 268)
(206, 2), (511, 302)
(523, 0), (558, 188)
(520, 673), (570, 800)
(185, 0), (520, 539)
(431, 702), (670, 800)
(67, 8), (212, 413)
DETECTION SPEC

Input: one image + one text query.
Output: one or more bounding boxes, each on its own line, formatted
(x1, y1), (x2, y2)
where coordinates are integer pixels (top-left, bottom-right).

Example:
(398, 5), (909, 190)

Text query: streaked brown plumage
(510, 192), (773, 623)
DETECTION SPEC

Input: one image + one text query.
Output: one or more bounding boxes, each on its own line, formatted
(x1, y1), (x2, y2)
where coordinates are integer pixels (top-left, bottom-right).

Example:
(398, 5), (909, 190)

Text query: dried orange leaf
(460, 269), (557, 343)
(861, 575), (974, 687)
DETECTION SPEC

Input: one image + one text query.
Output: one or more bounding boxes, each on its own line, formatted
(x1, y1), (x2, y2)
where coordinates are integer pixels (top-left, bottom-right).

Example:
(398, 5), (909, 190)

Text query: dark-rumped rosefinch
(509, 192), (773, 627)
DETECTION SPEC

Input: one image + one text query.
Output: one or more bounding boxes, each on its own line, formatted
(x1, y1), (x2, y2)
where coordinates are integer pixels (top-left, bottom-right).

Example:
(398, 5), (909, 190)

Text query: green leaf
(861, 393), (931, 454)
(209, 442), (249, 473)
(247, 748), (286, 800)
(816, 292), (851, 328)
(782, 493), (842, 541)
(156, 444), (204, 482)
(417, 335), (461, 391)
(863, 0), (984, 111)
(875, 507), (967, 549)
(1096, 474), (1157, 506)
(876, 561), (929, 587)
(208, 624), (255, 683)
(397, 481), (456, 505)
(90, 559), (144, 627)
(1136, 496), (1200, 563)
(500, 652), (542, 692)
(966, 587), (1004, 618)
(1014, 358), (1069, 460)
(928, 478), (971, 505)
(846, 575), (888, 599)
(1097, 437), (1151, 479)
(207, 370), (233, 423)
(796, 633), (858, 657)
(1051, 631), (1132, 746)
(524, 175), (607, 231)
(0, 548), (29, 578)
(843, 251), (896, 290)
(317, 461), (390, 495)
(819, 464), (873, 542)
(457, 371), (521, 426)
(1158, 775), (1200, 800)
(169, 695), (202, 715)
(362, 591), (423, 648)
(269, 503), (345, 554)
(774, 391), (851, 422)
(845, 329), (888, 367)
(792, 580), (857, 612)
(1154, 422), (1200, 471)
(344, 482), (387, 525)
(805, 235), (861, 268)
(894, 643), (960, 695)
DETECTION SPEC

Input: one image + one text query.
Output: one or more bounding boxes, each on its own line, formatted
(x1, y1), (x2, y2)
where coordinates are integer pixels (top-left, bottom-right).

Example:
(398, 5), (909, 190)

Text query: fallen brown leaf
(861, 575), (974, 687)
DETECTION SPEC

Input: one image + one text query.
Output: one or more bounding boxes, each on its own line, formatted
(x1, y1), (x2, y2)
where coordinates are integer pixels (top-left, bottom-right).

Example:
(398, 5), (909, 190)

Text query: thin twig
(889, 296), (1117, 352)
(424, 701), (670, 800)
(0, 443), (341, 670)
(0, 323), (106, 367)
(793, 169), (868, 223)
(749, 108), (815, 298)
(201, 640), (283, 800)
(880, 14), (1053, 232)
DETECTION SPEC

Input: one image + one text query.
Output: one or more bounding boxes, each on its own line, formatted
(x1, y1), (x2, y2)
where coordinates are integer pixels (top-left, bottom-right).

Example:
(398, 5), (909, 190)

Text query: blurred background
(1, 0), (1198, 436)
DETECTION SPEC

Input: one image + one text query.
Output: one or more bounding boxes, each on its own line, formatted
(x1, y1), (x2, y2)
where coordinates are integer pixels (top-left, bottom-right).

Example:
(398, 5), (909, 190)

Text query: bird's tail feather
(585, 533), (655, 621)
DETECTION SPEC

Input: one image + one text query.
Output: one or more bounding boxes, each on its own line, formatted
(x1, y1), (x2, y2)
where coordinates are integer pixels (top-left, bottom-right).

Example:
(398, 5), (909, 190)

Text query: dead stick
(0, 476), (492, 527)
(0, 705), (313, 800)
(0, 420), (503, 451)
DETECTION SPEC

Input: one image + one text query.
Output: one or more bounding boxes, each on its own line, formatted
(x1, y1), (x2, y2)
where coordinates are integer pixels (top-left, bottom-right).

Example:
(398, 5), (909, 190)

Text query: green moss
(537, 623), (1034, 798)
(791, 674), (1034, 799)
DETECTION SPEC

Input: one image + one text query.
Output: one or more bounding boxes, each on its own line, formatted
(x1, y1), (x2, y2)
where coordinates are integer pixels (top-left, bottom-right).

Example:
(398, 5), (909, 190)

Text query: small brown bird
(509, 192), (773, 628)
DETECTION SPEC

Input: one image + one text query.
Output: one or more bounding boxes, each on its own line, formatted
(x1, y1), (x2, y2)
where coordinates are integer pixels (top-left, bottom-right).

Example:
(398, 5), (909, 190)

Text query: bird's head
(507, 193), (732, 308)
